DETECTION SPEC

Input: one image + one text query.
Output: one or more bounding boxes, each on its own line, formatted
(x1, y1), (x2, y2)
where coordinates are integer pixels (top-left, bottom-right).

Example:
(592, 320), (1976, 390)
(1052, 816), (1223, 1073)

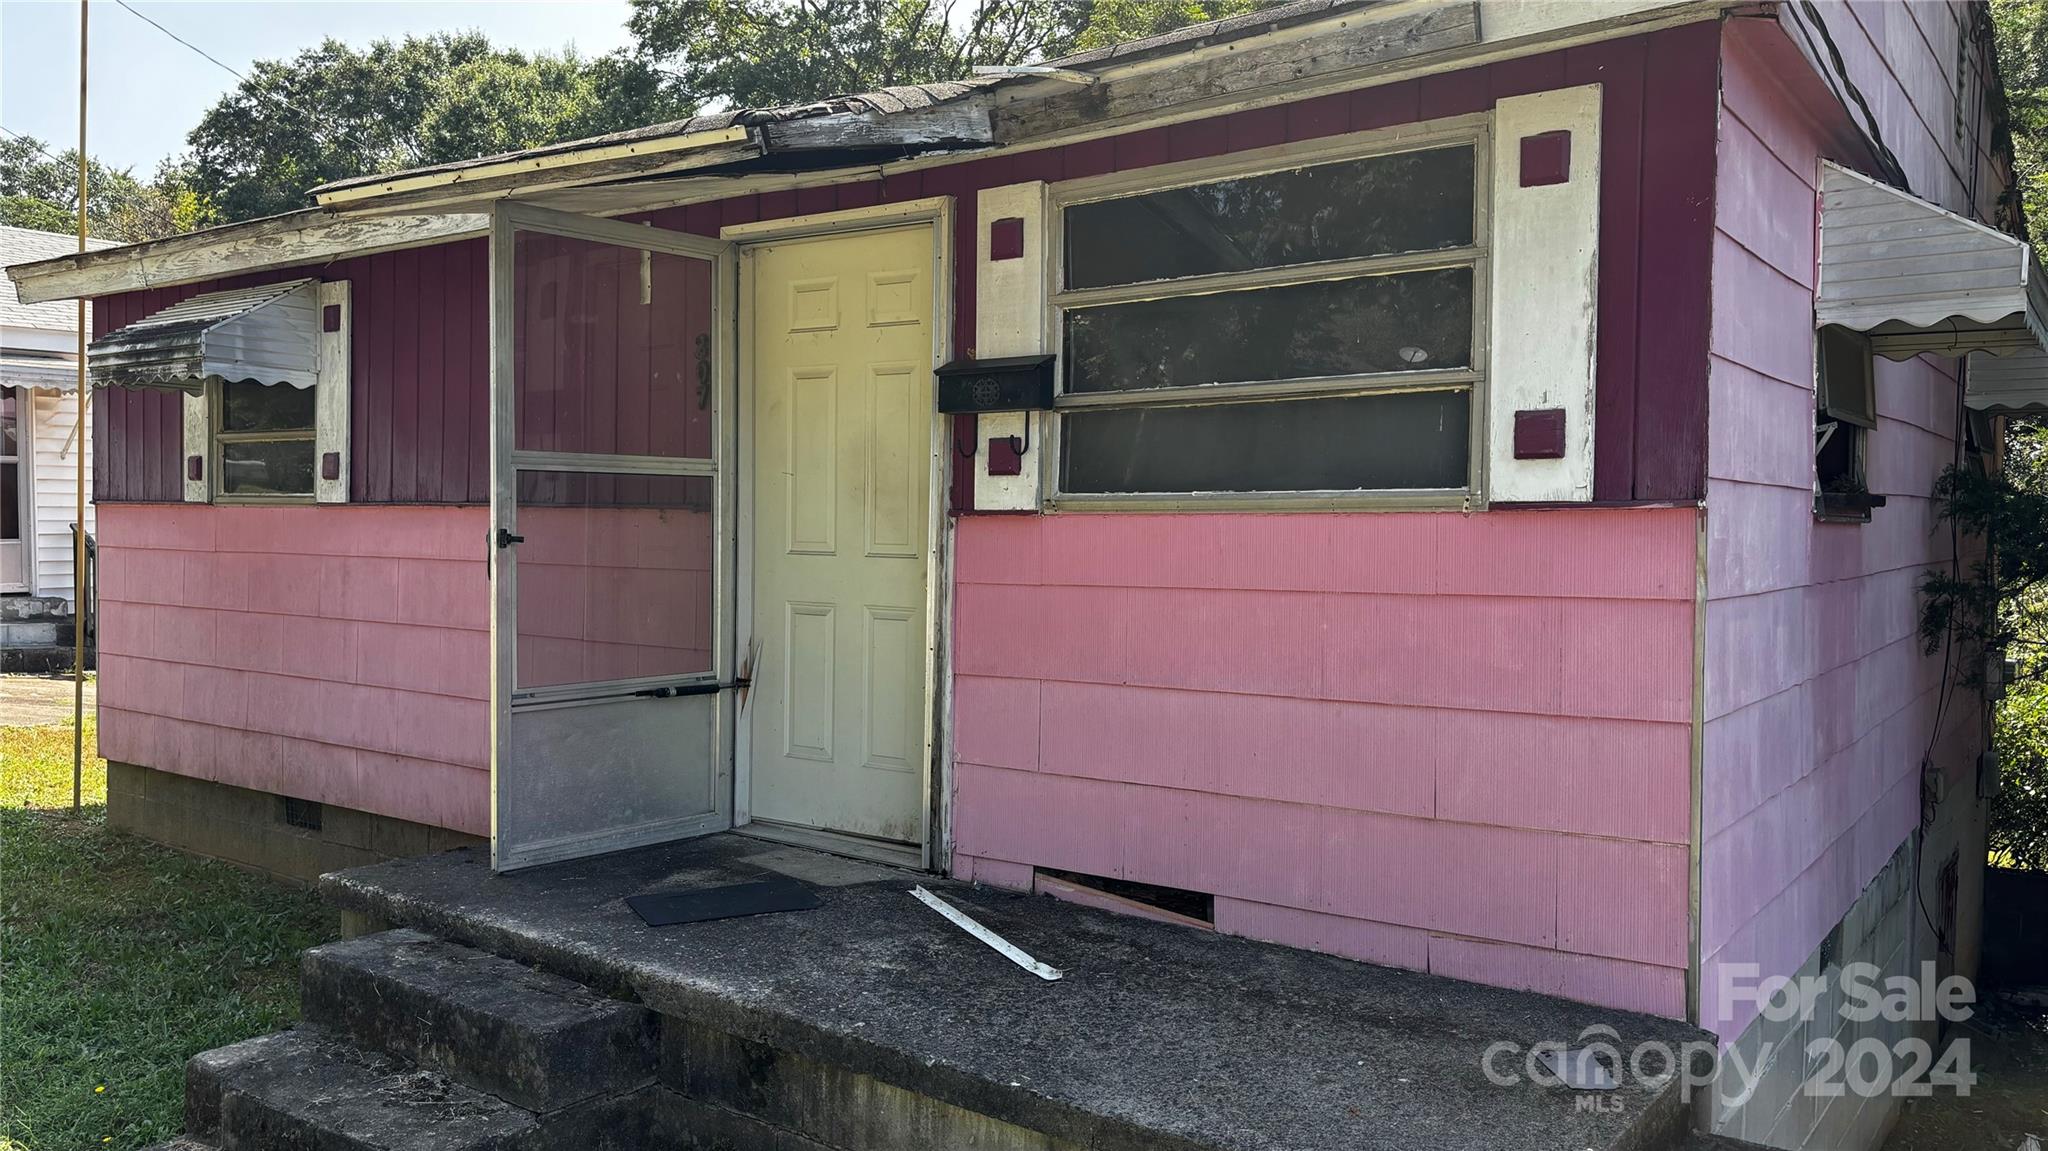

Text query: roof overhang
(1816, 162), (2048, 361)
(313, 125), (756, 208)
(90, 278), (320, 392)
(5, 211), (488, 306)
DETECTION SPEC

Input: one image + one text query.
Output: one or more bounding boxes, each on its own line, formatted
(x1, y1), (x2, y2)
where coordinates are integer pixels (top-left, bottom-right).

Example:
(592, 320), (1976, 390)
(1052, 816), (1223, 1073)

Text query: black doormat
(625, 876), (821, 926)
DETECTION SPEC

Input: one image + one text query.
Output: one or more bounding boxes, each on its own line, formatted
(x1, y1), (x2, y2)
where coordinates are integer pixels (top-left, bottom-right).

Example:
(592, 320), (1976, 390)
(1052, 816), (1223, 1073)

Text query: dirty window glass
(221, 379), (315, 432)
(1064, 146), (1476, 290)
(220, 440), (316, 496)
(1061, 390), (1469, 494)
(1063, 268), (1472, 395)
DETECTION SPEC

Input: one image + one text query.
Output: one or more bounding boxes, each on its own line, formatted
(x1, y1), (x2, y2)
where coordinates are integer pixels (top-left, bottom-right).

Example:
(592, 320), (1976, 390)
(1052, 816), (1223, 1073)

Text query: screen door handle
(487, 526), (523, 578)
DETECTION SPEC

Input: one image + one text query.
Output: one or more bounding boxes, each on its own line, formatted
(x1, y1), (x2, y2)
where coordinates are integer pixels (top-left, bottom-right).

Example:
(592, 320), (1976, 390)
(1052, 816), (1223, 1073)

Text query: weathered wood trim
(760, 104), (993, 151)
(181, 390), (207, 504)
(314, 125), (752, 204)
(9, 213), (489, 305)
(1486, 83), (1602, 502)
(328, 141), (766, 218)
(989, 2), (1481, 143)
(973, 180), (1048, 513)
(315, 281), (352, 503)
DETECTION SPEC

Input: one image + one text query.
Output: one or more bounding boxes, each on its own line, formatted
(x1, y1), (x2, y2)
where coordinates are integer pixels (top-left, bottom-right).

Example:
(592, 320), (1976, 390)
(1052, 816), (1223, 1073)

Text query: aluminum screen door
(489, 202), (735, 870)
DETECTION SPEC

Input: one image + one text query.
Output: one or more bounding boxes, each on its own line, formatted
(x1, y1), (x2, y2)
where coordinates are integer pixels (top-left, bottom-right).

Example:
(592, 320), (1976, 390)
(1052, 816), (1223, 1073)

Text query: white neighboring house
(1, 225), (116, 602)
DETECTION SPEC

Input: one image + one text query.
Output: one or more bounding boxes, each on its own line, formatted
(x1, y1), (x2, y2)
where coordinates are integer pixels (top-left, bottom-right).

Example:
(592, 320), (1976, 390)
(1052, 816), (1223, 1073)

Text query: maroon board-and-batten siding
(93, 21), (1719, 508)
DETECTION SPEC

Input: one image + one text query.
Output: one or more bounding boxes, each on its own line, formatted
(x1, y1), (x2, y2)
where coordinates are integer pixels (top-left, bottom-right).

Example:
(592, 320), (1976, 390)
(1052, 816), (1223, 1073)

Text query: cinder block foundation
(107, 761), (483, 885)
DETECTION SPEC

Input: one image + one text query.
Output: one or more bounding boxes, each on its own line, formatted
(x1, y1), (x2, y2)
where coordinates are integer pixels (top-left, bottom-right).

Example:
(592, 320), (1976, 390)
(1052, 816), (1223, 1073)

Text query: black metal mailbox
(935, 354), (1056, 414)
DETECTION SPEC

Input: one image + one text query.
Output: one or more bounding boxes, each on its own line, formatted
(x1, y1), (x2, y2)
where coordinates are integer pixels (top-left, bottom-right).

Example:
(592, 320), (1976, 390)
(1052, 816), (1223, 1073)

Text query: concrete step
(0, 619), (72, 647)
(186, 1028), (540, 1150)
(300, 928), (658, 1113)
(0, 595), (69, 621)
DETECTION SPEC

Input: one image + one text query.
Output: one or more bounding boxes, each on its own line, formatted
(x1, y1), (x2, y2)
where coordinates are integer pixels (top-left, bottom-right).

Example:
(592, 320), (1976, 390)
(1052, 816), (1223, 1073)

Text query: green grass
(1, 721), (337, 1151)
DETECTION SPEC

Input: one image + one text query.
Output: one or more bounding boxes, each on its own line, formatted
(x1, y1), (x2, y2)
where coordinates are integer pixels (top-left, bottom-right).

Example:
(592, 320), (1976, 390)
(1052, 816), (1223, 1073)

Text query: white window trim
(315, 281), (351, 503)
(1040, 112), (1493, 511)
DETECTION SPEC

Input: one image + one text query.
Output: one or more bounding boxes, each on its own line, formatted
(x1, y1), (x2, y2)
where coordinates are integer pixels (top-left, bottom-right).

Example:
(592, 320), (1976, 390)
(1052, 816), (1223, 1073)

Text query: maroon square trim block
(990, 217), (1026, 261)
(1519, 130), (1572, 187)
(322, 304), (343, 332)
(987, 435), (1023, 476)
(321, 452), (342, 482)
(187, 454), (205, 482)
(1512, 408), (1568, 459)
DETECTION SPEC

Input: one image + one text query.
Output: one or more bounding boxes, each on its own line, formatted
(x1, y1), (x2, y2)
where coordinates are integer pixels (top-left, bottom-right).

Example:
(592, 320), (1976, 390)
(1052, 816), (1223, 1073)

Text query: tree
(0, 136), (209, 242)
(1993, 0), (2048, 242)
(624, 0), (1272, 111)
(185, 33), (691, 223)
(1920, 422), (2048, 870)
(1067, 0), (1269, 51)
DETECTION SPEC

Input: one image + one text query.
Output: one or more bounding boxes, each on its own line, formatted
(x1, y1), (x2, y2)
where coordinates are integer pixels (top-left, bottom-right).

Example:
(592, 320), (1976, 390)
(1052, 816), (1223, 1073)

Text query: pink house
(7, 3), (2029, 1147)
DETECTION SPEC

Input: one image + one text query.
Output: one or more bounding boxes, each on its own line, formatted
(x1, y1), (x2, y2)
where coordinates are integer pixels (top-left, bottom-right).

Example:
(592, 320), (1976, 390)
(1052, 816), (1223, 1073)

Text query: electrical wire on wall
(1786, 0), (1913, 192)
(1909, 4), (2009, 962)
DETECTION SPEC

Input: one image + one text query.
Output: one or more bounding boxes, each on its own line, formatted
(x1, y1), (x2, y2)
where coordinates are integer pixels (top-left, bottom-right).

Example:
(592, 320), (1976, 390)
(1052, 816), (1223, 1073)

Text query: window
(214, 378), (316, 499)
(1815, 324), (1881, 520)
(1051, 130), (1486, 501)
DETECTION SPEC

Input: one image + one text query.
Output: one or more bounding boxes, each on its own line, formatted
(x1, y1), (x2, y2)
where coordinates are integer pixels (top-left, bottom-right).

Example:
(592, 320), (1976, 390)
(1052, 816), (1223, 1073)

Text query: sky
(1, 0), (637, 173)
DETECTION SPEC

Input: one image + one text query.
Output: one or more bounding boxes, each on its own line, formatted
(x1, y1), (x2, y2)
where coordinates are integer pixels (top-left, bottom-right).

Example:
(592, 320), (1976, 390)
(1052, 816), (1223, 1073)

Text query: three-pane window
(1052, 134), (1486, 500)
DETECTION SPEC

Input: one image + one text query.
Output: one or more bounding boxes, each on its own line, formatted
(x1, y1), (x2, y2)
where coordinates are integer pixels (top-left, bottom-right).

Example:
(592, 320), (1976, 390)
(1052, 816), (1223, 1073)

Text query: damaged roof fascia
(331, 101), (1000, 219)
(302, 0), (1405, 216)
(310, 124), (758, 209)
(308, 81), (1007, 213)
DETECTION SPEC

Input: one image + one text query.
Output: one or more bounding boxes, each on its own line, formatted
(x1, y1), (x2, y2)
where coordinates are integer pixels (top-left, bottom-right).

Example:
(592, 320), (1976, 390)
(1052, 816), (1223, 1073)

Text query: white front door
(746, 225), (936, 851)
(1, 388), (26, 594)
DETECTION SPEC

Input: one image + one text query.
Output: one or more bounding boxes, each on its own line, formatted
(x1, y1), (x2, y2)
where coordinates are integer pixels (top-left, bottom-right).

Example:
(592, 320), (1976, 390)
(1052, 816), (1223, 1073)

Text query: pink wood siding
(94, 503), (489, 834)
(952, 508), (1698, 1018)
(93, 25), (1721, 508)
(1698, 17), (1995, 1043)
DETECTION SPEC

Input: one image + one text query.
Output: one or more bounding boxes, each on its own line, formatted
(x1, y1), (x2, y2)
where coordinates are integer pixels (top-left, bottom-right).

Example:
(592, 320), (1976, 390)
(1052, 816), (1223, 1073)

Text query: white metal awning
(1817, 162), (2048, 361)
(89, 278), (320, 391)
(0, 353), (82, 392)
(1966, 348), (2048, 413)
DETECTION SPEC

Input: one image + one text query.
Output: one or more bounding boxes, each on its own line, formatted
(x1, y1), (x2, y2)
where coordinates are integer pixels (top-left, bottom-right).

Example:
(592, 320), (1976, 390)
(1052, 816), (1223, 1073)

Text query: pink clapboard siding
(1697, 19), (1993, 1043)
(514, 507), (714, 688)
(95, 504), (490, 835)
(951, 507), (1699, 1018)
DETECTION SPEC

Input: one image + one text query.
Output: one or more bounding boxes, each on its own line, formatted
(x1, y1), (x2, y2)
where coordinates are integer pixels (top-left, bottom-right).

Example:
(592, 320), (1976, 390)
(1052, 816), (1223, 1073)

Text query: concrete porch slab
(321, 833), (1710, 1151)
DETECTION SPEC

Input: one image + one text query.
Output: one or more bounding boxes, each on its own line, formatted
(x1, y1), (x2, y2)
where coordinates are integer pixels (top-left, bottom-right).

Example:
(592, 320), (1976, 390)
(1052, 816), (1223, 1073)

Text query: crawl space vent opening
(281, 797), (324, 832)
(1036, 868), (1214, 924)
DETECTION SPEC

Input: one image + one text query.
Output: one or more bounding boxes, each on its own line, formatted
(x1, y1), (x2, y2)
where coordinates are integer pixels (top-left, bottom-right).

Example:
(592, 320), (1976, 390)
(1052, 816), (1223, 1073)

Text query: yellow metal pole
(72, 0), (89, 814)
